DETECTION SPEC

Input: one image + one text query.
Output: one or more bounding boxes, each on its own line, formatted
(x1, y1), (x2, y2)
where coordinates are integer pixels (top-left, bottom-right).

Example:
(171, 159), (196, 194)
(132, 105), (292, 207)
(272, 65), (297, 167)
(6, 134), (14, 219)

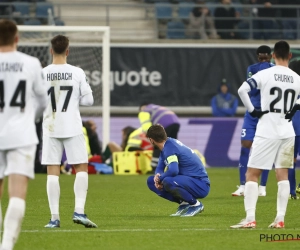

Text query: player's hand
(154, 173), (161, 184)
(250, 109), (269, 118)
(155, 181), (163, 190)
(154, 173), (163, 190)
(285, 104), (300, 122)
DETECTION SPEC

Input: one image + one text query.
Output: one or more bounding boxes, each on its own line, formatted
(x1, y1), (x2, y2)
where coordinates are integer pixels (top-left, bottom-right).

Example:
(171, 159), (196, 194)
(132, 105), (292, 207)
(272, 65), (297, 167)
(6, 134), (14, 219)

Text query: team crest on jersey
(248, 72), (252, 78)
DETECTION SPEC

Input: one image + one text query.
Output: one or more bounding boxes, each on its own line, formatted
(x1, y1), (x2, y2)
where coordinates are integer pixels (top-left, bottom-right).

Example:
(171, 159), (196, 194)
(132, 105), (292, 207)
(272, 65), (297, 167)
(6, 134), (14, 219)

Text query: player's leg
(292, 135), (300, 198)
(64, 135), (97, 228)
(231, 136), (276, 228)
(233, 113), (255, 196)
(162, 175), (209, 217)
(45, 165), (61, 227)
(244, 167), (263, 221)
(0, 179), (3, 240)
(269, 137), (294, 228)
(0, 151), (7, 241)
(42, 136), (63, 228)
(259, 170), (269, 196)
(233, 138), (251, 196)
(73, 163), (88, 215)
(288, 158), (297, 199)
(146, 176), (182, 203)
(1, 145), (35, 250)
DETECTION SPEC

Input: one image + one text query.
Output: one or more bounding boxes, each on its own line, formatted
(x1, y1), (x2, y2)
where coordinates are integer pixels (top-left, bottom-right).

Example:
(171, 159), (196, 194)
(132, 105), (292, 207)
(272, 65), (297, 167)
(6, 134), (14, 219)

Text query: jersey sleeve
(155, 156), (165, 175)
(33, 59), (48, 119)
(79, 69), (93, 96)
(33, 59), (48, 96)
(246, 66), (252, 79)
(246, 70), (264, 90)
(159, 144), (179, 181)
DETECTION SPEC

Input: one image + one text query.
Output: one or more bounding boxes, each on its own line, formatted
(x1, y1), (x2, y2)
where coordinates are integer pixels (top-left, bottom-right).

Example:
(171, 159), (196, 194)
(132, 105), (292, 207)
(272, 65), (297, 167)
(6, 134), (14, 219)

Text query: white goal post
(17, 25), (110, 150)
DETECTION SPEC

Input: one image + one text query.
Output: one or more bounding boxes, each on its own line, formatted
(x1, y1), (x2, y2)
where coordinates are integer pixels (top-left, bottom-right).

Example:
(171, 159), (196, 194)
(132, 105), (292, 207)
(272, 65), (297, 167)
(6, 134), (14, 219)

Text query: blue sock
(239, 147), (249, 185)
(289, 163), (296, 196)
(147, 176), (181, 203)
(260, 170), (269, 186)
(163, 178), (197, 205)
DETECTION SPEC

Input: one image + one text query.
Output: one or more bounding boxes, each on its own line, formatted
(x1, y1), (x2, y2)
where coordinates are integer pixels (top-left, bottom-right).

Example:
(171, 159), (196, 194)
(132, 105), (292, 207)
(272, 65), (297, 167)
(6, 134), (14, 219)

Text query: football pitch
(7, 168), (300, 250)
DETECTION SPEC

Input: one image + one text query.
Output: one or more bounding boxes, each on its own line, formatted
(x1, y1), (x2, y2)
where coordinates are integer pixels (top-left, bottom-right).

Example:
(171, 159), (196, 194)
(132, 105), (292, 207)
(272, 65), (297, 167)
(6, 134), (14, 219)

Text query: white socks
(244, 180), (289, 223)
(47, 175), (60, 221)
(74, 172), (88, 214)
(244, 181), (258, 222)
(47, 172), (88, 219)
(276, 180), (290, 222)
(2, 197), (25, 250)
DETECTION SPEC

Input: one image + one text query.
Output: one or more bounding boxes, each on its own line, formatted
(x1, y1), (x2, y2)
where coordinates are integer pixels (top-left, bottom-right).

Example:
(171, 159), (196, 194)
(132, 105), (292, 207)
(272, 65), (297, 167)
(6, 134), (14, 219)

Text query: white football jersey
(247, 65), (300, 139)
(0, 51), (47, 150)
(42, 64), (92, 138)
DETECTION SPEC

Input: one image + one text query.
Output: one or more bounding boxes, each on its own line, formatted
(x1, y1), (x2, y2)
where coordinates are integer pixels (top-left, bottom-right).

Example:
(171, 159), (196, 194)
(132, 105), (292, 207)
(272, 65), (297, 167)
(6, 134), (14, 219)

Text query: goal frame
(17, 25), (111, 150)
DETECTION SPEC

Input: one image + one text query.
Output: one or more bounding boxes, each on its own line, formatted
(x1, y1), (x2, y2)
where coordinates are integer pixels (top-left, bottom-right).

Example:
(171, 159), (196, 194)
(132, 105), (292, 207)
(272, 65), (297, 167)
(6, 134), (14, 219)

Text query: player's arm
(285, 98), (300, 121)
(79, 69), (93, 106)
(80, 92), (94, 106)
(33, 60), (48, 120)
(155, 156), (165, 175)
(238, 78), (269, 118)
(158, 155), (179, 182)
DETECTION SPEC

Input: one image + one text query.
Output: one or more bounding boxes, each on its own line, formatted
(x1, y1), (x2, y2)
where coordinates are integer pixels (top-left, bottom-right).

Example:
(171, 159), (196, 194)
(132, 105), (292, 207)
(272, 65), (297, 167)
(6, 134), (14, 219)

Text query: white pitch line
(21, 228), (300, 233)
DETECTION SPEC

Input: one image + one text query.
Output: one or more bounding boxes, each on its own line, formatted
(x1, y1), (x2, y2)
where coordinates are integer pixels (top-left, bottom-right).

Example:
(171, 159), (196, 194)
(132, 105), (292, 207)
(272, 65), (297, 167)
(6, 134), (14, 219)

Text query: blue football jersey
(292, 98), (300, 136)
(156, 138), (209, 182)
(246, 62), (274, 109)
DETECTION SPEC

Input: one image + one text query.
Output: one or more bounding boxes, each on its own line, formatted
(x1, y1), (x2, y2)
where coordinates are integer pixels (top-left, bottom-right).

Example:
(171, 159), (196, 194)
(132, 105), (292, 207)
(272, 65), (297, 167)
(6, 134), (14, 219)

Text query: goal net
(17, 26), (110, 149)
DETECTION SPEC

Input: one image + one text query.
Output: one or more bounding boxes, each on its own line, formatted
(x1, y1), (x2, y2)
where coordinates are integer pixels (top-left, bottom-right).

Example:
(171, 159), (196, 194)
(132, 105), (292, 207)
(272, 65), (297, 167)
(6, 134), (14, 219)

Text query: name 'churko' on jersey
(274, 74), (293, 83)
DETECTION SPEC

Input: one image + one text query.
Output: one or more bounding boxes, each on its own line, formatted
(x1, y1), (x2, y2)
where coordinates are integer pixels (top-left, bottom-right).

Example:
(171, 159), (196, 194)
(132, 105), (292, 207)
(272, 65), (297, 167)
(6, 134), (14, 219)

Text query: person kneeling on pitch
(146, 124), (210, 217)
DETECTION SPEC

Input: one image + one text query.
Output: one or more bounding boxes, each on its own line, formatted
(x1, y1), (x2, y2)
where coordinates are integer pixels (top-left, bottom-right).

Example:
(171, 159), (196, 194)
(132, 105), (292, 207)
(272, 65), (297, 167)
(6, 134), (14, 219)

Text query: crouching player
(146, 124), (210, 217)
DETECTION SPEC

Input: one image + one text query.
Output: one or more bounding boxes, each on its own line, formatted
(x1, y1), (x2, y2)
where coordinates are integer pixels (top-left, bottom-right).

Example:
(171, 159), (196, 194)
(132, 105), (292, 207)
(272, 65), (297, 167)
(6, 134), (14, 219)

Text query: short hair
(0, 19), (17, 46)
(256, 45), (272, 62)
(289, 60), (300, 76)
(273, 41), (290, 60)
(51, 35), (69, 54)
(146, 124), (167, 143)
(256, 45), (271, 55)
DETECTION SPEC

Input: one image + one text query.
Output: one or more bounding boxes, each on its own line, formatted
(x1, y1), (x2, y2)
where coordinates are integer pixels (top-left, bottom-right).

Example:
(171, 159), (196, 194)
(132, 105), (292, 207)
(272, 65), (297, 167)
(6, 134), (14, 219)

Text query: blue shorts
(241, 111), (258, 141)
(294, 135), (300, 157)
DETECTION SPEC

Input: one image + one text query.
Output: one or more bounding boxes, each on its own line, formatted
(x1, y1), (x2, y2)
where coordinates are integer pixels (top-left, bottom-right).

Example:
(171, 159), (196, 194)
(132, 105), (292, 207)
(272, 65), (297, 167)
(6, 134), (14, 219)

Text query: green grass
(4, 168), (300, 250)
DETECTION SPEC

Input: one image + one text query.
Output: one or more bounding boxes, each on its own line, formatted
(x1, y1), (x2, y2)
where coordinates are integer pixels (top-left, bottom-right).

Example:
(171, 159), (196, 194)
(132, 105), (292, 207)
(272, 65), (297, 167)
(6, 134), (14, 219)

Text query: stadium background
(2, 1), (300, 250)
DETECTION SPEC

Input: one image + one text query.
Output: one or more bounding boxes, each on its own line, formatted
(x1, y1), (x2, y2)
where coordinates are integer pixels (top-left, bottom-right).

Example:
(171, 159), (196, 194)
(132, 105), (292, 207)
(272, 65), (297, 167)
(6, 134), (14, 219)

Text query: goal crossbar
(17, 25), (111, 150)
